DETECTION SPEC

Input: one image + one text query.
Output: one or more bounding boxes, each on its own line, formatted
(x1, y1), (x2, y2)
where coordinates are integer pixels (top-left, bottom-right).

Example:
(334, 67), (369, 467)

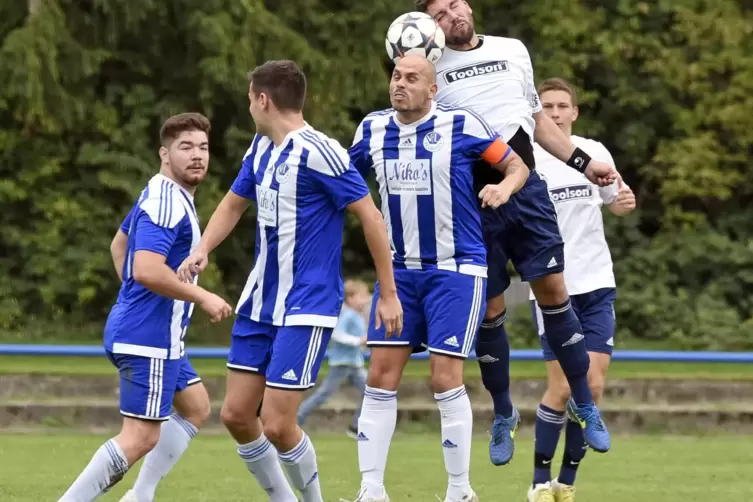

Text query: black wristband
(566, 147), (592, 173)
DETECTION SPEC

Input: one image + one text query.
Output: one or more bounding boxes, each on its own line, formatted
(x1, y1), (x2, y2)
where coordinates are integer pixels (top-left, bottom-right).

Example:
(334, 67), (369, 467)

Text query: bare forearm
(609, 204), (634, 216)
(499, 157), (529, 196)
(198, 192), (249, 253)
(361, 211), (397, 295)
(534, 112), (576, 162)
(134, 264), (208, 304)
(110, 231), (128, 282)
(112, 253), (125, 281)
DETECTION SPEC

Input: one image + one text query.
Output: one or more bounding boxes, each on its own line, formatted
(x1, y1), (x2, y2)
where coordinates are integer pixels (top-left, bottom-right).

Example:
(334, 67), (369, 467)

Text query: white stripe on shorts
(462, 276), (484, 356)
(301, 326), (323, 388)
(146, 358), (164, 418)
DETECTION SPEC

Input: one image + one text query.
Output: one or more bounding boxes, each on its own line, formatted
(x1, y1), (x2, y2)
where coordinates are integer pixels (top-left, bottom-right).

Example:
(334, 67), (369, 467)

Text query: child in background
(297, 279), (371, 437)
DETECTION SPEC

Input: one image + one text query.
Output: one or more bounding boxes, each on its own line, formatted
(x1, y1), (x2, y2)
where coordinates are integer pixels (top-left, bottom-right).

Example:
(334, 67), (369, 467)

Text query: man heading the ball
(347, 54), (529, 502)
(416, 0), (614, 466)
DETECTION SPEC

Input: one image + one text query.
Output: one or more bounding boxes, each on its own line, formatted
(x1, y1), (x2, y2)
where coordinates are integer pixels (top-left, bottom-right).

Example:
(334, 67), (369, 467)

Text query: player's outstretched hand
(585, 160), (617, 187)
(374, 292), (403, 339)
(199, 292), (233, 323)
(177, 249), (209, 283)
(478, 184), (512, 209)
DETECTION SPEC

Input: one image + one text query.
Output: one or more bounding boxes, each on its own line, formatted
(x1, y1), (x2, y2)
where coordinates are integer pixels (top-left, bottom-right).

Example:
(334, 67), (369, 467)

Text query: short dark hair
(159, 113), (211, 146)
(248, 60), (307, 112)
(415, 0), (434, 12)
(538, 78), (578, 106)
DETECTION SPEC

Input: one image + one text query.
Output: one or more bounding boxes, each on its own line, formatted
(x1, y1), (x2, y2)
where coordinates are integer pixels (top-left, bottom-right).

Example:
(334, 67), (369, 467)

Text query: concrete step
(2, 401), (752, 434)
(2, 374), (752, 405)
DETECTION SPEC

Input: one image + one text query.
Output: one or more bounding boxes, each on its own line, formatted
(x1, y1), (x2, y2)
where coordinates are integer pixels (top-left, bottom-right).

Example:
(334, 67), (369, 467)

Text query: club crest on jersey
(275, 163), (292, 184)
(444, 61), (509, 84)
(549, 184), (592, 202)
(423, 131), (444, 152)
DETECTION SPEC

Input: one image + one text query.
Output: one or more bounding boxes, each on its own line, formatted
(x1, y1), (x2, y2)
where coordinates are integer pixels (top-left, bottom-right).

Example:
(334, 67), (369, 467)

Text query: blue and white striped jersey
(349, 102), (508, 277)
(231, 124), (370, 328)
(104, 174), (201, 360)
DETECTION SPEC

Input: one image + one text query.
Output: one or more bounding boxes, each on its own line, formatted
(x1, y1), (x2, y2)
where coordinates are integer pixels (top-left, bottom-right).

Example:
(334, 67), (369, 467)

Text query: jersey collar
(153, 173), (194, 200)
(393, 101), (437, 128)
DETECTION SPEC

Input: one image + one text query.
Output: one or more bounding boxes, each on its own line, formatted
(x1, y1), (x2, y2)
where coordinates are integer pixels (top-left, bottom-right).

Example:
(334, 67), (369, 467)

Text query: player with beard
(416, 0), (614, 467)
(59, 113), (234, 502)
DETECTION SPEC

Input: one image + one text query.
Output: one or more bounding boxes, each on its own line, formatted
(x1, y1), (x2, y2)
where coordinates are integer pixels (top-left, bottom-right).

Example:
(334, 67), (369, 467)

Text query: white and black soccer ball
(385, 12), (445, 65)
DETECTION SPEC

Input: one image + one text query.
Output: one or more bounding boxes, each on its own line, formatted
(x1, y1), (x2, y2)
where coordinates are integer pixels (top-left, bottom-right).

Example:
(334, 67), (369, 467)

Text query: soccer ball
(385, 12), (445, 65)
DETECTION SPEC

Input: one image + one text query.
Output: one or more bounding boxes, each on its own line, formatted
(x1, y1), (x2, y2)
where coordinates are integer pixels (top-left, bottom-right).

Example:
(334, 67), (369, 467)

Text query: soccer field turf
(0, 433), (742, 501)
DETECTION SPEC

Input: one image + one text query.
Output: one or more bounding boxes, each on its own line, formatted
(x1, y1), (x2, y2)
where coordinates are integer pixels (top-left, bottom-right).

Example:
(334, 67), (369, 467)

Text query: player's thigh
(423, 270), (487, 360)
(506, 173), (567, 302)
(108, 352), (181, 423)
(481, 219), (512, 305)
(266, 325), (333, 391)
(367, 269), (427, 353)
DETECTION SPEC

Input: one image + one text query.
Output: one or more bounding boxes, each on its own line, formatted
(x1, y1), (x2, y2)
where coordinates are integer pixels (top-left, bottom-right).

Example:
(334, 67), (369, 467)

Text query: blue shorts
(532, 287), (617, 361)
(106, 352), (201, 421)
(227, 316), (333, 390)
(367, 268), (486, 358)
(482, 170), (564, 298)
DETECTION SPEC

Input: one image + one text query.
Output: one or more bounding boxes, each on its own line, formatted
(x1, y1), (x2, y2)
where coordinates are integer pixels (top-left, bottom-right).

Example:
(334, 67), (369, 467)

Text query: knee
(485, 294), (506, 319)
(221, 401), (252, 432)
(430, 356), (464, 393)
(531, 275), (569, 306)
(262, 416), (297, 446)
(366, 353), (404, 391)
(184, 400), (211, 429)
(119, 421), (161, 459)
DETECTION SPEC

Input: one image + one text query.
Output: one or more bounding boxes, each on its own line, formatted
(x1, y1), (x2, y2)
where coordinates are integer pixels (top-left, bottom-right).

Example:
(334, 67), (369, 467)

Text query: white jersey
(529, 135), (623, 298)
(435, 35), (542, 143)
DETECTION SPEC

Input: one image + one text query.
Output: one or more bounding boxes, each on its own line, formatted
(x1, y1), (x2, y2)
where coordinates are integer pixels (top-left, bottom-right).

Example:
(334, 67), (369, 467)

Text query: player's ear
(159, 145), (169, 164)
(429, 82), (438, 99)
(572, 105), (579, 122)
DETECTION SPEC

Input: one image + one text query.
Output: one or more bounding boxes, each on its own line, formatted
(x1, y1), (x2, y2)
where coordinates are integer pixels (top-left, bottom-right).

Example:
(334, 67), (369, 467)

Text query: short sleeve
(303, 134), (371, 210)
(133, 210), (181, 257)
(519, 40), (542, 113)
(230, 136), (263, 200)
(119, 206), (134, 235)
(348, 120), (373, 180)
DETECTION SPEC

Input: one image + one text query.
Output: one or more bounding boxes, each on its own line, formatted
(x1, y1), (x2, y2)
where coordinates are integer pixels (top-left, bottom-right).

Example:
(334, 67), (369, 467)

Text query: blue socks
(538, 301), (592, 404)
(559, 419), (587, 485)
(533, 404), (565, 485)
(475, 311), (513, 418)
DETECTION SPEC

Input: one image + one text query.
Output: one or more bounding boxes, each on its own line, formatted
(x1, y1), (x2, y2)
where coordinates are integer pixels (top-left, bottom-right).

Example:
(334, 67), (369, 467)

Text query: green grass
(1, 355), (752, 380)
(0, 432), (744, 501)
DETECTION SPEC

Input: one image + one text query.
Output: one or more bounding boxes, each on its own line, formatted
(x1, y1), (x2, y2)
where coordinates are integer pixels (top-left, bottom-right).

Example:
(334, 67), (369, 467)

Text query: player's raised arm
(478, 140), (530, 209)
(177, 140), (259, 282)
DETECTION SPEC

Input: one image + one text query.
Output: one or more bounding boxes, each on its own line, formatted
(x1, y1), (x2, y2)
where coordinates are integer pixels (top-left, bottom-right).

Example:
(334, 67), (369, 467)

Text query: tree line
(1, 0), (751, 349)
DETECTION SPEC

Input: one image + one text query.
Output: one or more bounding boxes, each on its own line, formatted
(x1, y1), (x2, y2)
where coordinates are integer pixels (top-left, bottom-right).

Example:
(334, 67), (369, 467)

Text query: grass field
(2, 355), (753, 380)
(0, 432), (740, 501)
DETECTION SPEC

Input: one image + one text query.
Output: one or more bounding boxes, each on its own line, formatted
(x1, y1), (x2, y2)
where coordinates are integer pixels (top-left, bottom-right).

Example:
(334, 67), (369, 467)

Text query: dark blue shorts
(532, 287), (617, 361)
(483, 170), (564, 298)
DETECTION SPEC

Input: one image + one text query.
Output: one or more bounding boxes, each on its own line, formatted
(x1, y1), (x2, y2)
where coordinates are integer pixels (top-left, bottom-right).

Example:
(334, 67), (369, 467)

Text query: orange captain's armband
(481, 139), (512, 165)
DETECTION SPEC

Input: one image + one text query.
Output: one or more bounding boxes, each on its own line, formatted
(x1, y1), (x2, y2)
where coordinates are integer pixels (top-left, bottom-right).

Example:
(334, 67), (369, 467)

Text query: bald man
(344, 54), (531, 502)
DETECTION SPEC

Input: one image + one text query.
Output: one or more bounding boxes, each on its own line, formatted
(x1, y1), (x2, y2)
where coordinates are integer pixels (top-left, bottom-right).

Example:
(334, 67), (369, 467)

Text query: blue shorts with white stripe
(106, 352), (201, 421)
(228, 316), (333, 390)
(367, 268), (486, 358)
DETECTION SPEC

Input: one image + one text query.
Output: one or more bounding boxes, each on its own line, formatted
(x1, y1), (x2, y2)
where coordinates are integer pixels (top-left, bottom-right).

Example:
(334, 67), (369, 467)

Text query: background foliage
(1, 0), (751, 348)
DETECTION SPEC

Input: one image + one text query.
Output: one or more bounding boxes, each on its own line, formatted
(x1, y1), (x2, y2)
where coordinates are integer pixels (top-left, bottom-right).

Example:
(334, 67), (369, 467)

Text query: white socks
(59, 439), (129, 501)
(436, 385), (473, 501)
(131, 413), (197, 501)
(279, 432), (323, 502)
(238, 434), (298, 502)
(357, 385), (398, 498)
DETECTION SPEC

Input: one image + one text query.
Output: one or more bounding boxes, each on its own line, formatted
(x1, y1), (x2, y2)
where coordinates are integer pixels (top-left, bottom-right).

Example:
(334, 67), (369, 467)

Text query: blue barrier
(0, 344), (752, 363)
